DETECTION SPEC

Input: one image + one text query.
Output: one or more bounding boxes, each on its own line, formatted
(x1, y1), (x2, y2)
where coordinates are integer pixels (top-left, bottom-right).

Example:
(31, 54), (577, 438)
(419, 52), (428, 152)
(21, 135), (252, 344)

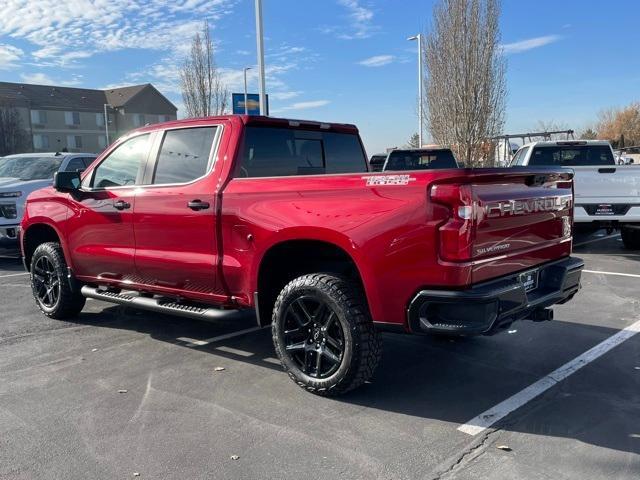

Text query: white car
(0, 152), (96, 248)
(510, 140), (640, 249)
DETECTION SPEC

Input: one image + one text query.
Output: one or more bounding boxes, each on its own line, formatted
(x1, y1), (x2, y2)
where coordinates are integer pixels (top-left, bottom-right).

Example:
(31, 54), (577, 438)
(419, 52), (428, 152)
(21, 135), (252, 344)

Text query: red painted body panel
(21, 115), (575, 330)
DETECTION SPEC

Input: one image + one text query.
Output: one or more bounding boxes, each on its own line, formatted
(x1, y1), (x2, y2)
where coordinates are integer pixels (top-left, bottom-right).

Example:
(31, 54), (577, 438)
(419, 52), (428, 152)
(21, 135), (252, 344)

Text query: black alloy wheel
(29, 242), (86, 319)
(32, 255), (60, 308)
(282, 295), (345, 379)
(272, 273), (381, 396)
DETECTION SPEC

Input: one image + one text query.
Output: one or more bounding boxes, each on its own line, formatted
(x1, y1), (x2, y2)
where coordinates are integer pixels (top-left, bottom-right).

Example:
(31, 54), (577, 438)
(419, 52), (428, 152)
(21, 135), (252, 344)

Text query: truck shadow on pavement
(67, 302), (640, 458)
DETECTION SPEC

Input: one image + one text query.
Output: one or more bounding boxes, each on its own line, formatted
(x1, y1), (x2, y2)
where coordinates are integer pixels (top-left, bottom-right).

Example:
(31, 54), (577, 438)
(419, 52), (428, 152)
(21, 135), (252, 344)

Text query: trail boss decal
(362, 175), (416, 186)
(485, 196), (571, 218)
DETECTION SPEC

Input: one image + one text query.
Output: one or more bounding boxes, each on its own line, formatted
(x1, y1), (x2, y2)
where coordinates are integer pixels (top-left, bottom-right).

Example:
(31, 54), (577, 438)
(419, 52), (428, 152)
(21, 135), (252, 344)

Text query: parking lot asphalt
(0, 233), (638, 480)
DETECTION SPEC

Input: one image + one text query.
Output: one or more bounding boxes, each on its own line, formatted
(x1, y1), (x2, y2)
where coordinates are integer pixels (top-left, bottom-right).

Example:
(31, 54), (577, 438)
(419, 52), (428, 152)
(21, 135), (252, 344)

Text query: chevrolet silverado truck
(510, 140), (640, 249)
(21, 115), (583, 395)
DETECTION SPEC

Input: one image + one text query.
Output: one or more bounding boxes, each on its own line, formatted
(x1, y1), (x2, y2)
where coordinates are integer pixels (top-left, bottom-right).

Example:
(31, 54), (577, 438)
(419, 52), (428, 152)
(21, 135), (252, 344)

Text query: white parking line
(583, 269), (640, 279)
(458, 318), (640, 436)
(0, 272), (29, 279)
(573, 234), (621, 247)
(177, 326), (266, 347)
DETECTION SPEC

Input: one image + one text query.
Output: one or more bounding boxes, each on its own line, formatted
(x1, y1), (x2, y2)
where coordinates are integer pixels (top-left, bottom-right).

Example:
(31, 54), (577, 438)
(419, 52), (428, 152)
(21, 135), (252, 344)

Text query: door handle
(113, 200), (131, 210)
(188, 200), (210, 211)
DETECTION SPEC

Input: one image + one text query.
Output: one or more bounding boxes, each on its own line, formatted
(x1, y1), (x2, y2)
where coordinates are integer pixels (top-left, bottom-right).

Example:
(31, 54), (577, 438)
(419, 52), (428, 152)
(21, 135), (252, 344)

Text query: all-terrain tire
(30, 242), (86, 319)
(621, 227), (640, 250)
(272, 273), (381, 396)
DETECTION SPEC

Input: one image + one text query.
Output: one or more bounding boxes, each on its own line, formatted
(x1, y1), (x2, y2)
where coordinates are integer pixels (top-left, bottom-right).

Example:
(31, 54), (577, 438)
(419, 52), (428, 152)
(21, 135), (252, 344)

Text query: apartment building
(0, 82), (177, 154)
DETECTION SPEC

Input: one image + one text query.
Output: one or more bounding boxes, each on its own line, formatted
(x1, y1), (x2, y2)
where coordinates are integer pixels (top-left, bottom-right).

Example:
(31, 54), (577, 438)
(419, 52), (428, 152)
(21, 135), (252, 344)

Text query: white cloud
(501, 35), (561, 54)
(337, 0), (374, 39)
(358, 54), (395, 67)
(270, 91), (301, 100)
(320, 0), (377, 40)
(20, 72), (84, 86)
(0, 44), (22, 69)
(277, 100), (330, 112)
(0, 0), (236, 67)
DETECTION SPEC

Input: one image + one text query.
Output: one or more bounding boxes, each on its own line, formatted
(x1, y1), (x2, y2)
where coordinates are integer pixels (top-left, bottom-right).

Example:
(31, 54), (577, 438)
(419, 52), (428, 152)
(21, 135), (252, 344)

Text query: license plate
(594, 204), (614, 215)
(519, 269), (538, 292)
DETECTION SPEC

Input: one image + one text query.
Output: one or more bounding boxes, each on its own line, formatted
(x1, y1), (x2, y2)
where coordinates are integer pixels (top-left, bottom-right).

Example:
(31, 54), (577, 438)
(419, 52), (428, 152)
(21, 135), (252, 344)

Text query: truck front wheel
(30, 242), (86, 319)
(272, 273), (381, 396)
(621, 226), (640, 250)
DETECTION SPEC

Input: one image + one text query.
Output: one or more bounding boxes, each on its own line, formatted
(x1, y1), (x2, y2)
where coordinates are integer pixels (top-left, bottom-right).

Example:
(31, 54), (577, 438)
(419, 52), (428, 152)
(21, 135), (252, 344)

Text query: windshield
(384, 149), (458, 171)
(0, 156), (63, 181)
(528, 145), (615, 166)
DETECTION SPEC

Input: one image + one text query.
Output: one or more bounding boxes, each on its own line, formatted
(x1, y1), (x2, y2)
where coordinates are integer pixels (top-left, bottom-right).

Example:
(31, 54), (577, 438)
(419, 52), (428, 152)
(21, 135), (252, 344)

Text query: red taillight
(430, 183), (475, 262)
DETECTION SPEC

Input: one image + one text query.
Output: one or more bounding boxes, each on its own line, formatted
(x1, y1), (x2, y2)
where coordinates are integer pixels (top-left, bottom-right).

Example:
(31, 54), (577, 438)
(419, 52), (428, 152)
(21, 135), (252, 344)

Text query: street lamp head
(407, 35), (419, 41)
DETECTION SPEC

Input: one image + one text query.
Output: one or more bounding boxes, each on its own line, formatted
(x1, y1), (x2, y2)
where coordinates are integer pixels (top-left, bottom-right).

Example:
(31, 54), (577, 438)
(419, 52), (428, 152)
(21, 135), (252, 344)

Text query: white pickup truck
(0, 152), (96, 248)
(510, 140), (640, 249)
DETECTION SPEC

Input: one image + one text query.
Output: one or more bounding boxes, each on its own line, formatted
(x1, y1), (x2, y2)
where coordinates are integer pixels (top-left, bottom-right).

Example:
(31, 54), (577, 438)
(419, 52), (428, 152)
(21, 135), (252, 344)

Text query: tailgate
(573, 165), (640, 200)
(431, 169), (574, 283)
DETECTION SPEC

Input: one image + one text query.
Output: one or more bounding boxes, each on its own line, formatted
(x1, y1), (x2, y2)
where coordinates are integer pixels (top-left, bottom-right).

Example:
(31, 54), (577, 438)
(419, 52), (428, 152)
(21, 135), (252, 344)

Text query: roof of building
(0, 82), (176, 113)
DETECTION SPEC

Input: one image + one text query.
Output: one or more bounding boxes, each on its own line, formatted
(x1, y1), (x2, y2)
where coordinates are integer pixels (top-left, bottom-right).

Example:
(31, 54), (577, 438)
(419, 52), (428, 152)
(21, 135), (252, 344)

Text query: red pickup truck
(20, 115), (583, 395)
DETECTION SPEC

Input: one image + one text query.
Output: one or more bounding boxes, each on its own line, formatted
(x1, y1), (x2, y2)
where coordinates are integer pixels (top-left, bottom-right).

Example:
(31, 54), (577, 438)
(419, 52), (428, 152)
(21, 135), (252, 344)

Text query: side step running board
(81, 286), (237, 321)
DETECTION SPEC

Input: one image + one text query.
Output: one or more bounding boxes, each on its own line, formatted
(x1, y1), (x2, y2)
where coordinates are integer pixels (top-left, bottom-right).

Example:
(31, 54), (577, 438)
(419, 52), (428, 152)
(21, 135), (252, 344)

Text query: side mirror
(54, 171), (82, 192)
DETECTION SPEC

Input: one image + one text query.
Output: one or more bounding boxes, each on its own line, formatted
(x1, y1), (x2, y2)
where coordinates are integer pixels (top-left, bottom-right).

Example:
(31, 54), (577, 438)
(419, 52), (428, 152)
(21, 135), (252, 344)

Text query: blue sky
(1, 0), (639, 154)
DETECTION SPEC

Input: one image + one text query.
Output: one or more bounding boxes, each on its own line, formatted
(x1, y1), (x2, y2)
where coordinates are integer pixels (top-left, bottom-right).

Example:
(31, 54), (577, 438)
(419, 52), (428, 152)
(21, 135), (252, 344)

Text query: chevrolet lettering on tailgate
(485, 196), (572, 218)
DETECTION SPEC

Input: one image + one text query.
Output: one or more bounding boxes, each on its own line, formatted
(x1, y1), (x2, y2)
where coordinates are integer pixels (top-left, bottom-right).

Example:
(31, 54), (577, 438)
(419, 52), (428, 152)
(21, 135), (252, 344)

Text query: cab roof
(132, 114), (359, 134)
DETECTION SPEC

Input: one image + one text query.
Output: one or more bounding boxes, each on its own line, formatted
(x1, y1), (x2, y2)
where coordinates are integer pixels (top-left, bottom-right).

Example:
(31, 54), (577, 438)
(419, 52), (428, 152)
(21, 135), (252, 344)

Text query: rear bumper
(574, 204), (640, 224)
(408, 256), (583, 336)
(0, 224), (19, 248)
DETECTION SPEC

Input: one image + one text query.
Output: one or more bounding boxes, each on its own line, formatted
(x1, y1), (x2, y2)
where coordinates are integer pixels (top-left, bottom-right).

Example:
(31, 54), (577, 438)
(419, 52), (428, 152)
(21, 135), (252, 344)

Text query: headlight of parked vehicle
(0, 191), (22, 198)
(0, 204), (18, 219)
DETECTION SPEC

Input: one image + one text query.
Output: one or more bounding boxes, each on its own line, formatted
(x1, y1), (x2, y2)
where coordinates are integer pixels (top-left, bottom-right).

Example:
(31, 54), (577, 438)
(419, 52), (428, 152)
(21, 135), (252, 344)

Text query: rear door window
(528, 145), (615, 166)
(152, 127), (218, 184)
(236, 127), (367, 177)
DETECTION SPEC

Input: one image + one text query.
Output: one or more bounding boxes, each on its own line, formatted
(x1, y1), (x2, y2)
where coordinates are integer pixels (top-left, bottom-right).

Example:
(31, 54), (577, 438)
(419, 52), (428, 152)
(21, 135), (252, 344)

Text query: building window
(98, 135), (107, 149)
(160, 115), (172, 123)
(65, 111), (81, 126)
(96, 113), (105, 127)
(30, 110), (47, 125)
(33, 134), (50, 150)
(133, 114), (145, 127)
(67, 135), (83, 149)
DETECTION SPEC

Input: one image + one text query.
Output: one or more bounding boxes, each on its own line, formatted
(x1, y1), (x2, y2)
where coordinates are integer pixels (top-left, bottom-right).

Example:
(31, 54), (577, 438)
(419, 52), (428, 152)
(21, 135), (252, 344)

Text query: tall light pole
(243, 67), (252, 115)
(255, 0), (267, 116)
(408, 34), (423, 147)
(103, 103), (112, 144)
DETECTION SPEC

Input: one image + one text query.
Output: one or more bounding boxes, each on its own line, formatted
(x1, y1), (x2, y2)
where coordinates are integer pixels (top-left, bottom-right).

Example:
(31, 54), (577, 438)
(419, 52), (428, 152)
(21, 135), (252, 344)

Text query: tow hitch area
(529, 307), (554, 322)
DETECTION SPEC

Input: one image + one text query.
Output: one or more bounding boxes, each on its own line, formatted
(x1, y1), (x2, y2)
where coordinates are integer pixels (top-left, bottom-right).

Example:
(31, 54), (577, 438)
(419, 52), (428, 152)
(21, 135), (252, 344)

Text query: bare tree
(534, 120), (572, 140)
(180, 20), (229, 118)
(0, 102), (29, 156)
(423, 0), (506, 166)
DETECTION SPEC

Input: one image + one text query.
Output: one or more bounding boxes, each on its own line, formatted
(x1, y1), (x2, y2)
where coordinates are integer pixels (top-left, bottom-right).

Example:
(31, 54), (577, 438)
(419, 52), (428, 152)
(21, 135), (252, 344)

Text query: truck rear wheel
(621, 227), (640, 250)
(30, 242), (86, 319)
(272, 273), (381, 396)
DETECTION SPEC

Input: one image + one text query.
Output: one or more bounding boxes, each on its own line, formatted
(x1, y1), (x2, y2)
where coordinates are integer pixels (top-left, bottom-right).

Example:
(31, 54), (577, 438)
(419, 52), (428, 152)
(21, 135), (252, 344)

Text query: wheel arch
(22, 222), (66, 271)
(254, 235), (373, 327)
